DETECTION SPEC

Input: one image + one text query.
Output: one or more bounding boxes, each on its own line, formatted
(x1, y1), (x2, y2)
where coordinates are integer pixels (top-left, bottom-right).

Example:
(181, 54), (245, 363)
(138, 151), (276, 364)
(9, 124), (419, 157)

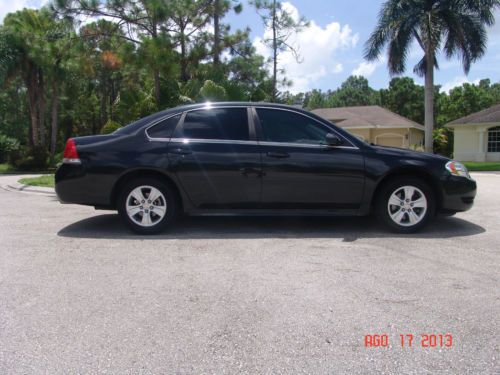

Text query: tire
(117, 177), (178, 234)
(375, 177), (435, 233)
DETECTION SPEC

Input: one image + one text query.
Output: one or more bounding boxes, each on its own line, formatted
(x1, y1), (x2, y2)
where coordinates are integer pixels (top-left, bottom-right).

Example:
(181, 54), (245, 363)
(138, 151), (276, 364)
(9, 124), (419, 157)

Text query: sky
(2, 0), (500, 94)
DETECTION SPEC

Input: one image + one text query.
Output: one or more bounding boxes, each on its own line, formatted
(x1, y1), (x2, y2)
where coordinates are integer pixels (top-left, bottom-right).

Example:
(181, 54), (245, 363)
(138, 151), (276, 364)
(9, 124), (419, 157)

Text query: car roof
(115, 102), (308, 135)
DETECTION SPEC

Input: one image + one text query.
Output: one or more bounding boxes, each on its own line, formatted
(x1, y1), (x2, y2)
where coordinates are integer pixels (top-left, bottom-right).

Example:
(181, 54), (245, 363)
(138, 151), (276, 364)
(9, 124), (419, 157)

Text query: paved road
(0, 173), (498, 374)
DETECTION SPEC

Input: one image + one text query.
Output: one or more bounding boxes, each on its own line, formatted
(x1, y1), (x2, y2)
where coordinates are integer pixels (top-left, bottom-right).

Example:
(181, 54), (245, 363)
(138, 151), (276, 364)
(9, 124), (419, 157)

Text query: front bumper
(440, 175), (477, 212)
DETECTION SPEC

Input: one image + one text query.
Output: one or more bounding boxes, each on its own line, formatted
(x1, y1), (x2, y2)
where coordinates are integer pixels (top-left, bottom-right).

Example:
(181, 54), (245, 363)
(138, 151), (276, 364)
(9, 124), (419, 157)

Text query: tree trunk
(213, 0), (221, 68)
(180, 23), (189, 83)
(271, 0), (278, 102)
(25, 62), (39, 148)
(37, 67), (46, 148)
(50, 77), (59, 157)
(424, 52), (434, 153)
(99, 84), (107, 131)
(151, 23), (161, 106)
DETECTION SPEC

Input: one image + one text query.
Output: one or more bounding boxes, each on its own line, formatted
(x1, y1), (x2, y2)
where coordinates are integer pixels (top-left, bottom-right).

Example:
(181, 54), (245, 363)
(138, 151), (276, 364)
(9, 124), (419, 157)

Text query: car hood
(369, 144), (451, 162)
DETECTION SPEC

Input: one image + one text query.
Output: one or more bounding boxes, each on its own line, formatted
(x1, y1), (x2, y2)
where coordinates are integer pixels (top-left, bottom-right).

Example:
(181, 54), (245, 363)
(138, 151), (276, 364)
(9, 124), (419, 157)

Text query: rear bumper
(440, 175), (477, 212)
(55, 164), (113, 206)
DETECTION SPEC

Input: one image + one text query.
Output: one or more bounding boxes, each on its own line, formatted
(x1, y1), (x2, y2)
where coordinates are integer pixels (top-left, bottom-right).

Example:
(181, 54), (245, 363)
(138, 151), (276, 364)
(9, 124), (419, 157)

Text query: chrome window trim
(170, 138), (256, 146)
(145, 113), (183, 141)
(252, 105), (359, 149)
(144, 104), (359, 149)
(184, 105), (251, 112)
(169, 138), (357, 149)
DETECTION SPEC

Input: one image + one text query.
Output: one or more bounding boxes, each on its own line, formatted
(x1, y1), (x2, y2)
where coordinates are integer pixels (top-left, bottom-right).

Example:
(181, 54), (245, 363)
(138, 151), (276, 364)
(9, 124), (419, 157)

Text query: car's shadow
(57, 214), (485, 241)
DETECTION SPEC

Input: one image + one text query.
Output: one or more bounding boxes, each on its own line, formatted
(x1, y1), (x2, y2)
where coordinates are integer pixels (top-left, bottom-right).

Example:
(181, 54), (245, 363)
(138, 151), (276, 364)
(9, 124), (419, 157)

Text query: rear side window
(175, 108), (249, 141)
(256, 108), (331, 145)
(146, 114), (181, 139)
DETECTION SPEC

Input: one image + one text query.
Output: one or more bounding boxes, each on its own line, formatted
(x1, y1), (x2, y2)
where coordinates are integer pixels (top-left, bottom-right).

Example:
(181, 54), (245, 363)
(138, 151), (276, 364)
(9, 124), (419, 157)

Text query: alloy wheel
(387, 185), (427, 227)
(125, 185), (167, 227)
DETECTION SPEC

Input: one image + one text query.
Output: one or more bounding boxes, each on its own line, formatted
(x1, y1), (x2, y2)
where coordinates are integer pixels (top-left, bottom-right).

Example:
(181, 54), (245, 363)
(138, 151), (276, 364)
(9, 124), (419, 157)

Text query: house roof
(312, 105), (424, 130)
(447, 103), (500, 126)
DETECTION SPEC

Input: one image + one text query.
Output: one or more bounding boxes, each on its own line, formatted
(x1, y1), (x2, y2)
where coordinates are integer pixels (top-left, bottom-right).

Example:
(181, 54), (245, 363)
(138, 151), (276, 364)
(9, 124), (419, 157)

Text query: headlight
(445, 161), (470, 178)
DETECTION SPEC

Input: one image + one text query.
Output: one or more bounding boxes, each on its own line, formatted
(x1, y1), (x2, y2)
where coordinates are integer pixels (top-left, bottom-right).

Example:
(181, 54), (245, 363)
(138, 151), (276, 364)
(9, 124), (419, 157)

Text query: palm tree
(365, 0), (499, 152)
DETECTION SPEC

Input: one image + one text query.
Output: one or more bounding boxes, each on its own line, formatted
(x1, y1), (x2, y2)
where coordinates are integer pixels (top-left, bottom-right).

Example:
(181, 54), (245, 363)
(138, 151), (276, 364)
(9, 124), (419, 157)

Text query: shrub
(101, 119), (122, 134)
(0, 134), (20, 163)
(51, 151), (64, 167)
(433, 128), (451, 157)
(8, 147), (23, 166)
(13, 146), (49, 171)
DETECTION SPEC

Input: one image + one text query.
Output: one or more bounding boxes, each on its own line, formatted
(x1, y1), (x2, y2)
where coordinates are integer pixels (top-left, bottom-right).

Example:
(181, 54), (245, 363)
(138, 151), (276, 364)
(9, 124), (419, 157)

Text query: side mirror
(325, 133), (343, 146)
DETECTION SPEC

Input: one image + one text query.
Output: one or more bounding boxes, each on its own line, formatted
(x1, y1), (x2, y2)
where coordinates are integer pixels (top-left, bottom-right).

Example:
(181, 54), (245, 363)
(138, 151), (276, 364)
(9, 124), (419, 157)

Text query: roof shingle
(312, 105), (424, 130)
(447, 103), (500, 125)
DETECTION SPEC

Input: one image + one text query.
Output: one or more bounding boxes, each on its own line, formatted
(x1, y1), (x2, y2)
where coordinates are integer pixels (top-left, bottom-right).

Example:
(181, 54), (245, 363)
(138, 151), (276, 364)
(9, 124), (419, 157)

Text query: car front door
(167, 106), (262, 209)
(254, 107), (365, 210)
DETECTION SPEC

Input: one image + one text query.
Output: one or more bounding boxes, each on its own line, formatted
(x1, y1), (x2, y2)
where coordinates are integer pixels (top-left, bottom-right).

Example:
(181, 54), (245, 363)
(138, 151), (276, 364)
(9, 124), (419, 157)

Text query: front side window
(488, 126), (500, 152)
(175, 108), (249, 141)
(146, 114), (181, 139)
(256, 108), (334, 145)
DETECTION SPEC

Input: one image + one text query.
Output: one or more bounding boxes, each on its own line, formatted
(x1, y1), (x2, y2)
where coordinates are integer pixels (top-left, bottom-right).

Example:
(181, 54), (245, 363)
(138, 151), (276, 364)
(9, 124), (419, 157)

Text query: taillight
(63, 138), (81, 164)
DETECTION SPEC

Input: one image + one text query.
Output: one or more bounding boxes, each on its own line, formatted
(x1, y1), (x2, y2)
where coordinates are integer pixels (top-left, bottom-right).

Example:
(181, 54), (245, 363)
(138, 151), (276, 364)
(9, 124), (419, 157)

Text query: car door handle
(169, 148), (192, 155)
(266, 151), (290, 158)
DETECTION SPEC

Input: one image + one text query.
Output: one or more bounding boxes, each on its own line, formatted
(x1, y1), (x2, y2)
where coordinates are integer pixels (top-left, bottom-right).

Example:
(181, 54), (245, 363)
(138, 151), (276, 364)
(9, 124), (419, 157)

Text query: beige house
(447, 104), (500, 162)
(312, 105), (425, 149)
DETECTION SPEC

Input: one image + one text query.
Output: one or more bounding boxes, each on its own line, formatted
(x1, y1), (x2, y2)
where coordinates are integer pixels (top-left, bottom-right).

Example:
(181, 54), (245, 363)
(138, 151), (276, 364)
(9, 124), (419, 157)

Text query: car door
(254, 107), (365, 210)
(167, 106), (262, 209)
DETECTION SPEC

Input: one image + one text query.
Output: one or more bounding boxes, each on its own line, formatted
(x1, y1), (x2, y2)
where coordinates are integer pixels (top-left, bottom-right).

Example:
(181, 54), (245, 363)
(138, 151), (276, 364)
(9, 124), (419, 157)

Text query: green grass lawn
(463, 162), (500, 171)
(18, 175), (55, 188)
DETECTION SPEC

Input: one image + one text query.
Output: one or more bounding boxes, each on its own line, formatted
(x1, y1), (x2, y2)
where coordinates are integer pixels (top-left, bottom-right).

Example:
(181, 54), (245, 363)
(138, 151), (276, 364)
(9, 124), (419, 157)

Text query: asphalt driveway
(0, 173), (498, 374)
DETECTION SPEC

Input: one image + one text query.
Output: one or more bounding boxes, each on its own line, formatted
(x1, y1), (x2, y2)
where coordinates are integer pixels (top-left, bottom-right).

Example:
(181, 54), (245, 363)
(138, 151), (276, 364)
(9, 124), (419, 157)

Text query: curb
(5, 182), (55, 195)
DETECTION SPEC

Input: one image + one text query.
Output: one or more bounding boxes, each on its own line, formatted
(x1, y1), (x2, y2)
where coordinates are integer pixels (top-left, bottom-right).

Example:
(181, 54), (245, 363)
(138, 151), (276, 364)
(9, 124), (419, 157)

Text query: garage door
(376, 135), (404, 148)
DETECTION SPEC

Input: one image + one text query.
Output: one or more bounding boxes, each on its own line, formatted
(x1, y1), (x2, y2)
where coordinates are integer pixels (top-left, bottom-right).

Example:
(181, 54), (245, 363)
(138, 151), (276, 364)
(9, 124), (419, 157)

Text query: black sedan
(55, 102), (476, 234)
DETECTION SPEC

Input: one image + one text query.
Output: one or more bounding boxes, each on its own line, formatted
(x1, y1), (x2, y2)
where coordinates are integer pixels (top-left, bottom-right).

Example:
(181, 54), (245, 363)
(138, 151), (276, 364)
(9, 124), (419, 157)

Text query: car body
(55, 102), (476, 233)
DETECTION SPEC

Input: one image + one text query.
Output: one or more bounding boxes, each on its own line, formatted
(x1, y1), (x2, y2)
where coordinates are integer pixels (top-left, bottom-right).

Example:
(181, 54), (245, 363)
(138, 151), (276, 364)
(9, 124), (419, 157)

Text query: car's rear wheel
(118, 178), (178, 234)
(375, 177), (435, 233)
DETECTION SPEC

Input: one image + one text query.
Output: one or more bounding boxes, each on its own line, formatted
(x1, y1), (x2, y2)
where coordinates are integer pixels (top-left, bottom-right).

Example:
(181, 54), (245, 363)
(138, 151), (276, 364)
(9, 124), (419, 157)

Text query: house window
(488, 126), (500, 152)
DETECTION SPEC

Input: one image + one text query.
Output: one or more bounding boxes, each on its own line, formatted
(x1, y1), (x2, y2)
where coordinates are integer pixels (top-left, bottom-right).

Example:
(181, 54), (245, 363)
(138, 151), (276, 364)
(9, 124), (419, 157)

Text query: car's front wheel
(375, 177), (435, 233)
(118, 178), (178, 234)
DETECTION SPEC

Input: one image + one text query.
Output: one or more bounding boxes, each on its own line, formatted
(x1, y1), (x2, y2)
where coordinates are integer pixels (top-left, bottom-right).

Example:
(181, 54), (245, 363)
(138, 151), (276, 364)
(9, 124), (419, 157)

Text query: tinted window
(257, 108), (333, 145)
(176, 108), (249, 141)
(114, 109), (181, 135)
(146, 114), (181, 138)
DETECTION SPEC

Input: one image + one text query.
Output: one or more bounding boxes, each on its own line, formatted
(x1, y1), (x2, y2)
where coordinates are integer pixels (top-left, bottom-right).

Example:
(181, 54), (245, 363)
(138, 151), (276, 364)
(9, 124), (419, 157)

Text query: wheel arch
(370, 167), (443, 211)
(110, 168), (184, 211)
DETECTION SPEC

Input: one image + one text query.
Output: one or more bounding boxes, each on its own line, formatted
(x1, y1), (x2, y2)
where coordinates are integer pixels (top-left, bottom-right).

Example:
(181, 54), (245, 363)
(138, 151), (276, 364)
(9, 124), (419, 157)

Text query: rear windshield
(113, 109), (182, 135)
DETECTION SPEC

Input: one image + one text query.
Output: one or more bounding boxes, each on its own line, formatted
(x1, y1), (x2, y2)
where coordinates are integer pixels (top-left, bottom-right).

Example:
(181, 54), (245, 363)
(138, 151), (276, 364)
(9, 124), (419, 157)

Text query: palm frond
(366, 0), (498, 76)
(439, 1), (489, 73)
(364, 0), (421, 75)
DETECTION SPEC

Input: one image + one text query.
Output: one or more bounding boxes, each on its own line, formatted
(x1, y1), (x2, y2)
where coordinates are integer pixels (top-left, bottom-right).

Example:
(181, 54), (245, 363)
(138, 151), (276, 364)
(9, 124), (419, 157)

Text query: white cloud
(440, 76), (481, 93)
(252, 1), (358, 93)
(352, 61), (379, 77)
